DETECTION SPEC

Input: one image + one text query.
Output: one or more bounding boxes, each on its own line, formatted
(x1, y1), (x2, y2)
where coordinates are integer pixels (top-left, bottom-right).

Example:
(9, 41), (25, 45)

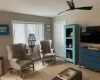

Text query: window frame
(12, 20), (44, 44)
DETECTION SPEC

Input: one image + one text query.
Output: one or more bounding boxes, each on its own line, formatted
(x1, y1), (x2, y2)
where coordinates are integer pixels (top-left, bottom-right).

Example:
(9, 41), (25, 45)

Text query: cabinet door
(54, 21), (66, 58)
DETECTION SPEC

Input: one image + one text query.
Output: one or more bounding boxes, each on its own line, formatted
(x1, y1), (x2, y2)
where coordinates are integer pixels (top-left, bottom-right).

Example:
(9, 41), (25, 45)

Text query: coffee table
(52, 67), (82, 80)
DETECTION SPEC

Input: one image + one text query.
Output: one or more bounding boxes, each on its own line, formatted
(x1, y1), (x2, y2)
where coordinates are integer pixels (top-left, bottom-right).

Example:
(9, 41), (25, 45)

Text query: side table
(0, 57), (5, 77)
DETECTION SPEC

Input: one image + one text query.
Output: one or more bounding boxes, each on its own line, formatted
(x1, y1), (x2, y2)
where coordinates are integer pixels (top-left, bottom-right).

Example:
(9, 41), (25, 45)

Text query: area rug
(25, 61), (100, 80)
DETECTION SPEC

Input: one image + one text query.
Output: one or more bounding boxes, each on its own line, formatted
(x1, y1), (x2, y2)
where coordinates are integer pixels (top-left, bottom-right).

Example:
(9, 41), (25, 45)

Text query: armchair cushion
(43, 53), (56, 58)
(10, 60), (34, 70)
(12, 58), (20, 63)
(11, 44), (26, 60)
(40, 41), (51, 53)
(19, 60), (34, 69)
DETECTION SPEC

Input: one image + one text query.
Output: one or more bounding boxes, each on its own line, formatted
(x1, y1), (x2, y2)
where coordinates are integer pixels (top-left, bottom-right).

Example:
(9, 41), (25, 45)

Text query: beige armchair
(40, 40), (56, 65)
(6, 43), (34, 78)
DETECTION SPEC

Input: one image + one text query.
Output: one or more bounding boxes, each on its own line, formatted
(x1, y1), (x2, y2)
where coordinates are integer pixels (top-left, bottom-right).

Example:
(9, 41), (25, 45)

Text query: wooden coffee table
(52, 67), (82, 80)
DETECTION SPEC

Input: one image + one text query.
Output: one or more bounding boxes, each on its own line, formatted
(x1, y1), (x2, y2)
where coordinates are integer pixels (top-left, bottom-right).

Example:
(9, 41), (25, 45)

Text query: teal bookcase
(64, 24), (79, 64)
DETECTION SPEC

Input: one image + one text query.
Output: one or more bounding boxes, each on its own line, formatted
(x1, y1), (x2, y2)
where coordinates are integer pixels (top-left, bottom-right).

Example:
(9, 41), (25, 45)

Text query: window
(13, 22), (44, 44)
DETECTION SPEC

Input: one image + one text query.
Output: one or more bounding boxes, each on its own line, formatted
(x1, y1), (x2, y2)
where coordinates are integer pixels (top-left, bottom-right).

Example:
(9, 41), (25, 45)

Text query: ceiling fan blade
(57, 9), (70, 15)
(66, 1), (75, 9)
(75, 6), (93, 10)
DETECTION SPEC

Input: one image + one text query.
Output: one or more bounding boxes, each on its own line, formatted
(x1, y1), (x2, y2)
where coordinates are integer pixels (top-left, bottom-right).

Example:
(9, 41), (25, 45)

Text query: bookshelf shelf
(66, 37), (73, 39)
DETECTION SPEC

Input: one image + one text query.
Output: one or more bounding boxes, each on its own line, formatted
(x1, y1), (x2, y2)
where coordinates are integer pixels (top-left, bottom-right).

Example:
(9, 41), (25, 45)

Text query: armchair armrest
(51, 49), (56, 53)
(40, 50), (43, 54)
(40, 50), (45, 58)
(11, 58), (20, 63)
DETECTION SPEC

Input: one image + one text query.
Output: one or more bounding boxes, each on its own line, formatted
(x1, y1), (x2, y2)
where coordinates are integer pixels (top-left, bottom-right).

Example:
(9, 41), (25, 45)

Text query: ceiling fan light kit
(58, 0), (93, 15)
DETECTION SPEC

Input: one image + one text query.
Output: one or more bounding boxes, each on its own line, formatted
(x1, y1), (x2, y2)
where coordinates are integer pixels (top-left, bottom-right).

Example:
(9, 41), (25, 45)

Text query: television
(80, 26), (100, 44)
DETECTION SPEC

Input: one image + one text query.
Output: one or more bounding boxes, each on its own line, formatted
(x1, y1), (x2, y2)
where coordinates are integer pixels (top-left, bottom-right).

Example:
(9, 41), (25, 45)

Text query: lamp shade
(28, 34), (36, 46)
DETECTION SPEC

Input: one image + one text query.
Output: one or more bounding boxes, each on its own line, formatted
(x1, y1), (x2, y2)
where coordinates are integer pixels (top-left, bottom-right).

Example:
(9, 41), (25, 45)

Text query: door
(54, 21), (67, 58)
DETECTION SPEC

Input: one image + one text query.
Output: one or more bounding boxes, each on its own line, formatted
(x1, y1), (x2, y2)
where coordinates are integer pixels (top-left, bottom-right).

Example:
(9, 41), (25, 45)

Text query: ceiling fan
(58, 0), (93, 15)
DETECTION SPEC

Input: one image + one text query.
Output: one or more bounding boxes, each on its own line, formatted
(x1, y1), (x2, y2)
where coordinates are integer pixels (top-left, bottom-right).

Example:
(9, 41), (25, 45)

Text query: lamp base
(29, 45), (38, 63)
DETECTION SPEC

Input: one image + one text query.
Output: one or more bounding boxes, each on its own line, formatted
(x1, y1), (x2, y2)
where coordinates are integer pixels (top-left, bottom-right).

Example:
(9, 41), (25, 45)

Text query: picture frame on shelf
(46, 24), (50, 32)
(82, 27), (86, 32)
(0, 24), (9, 35)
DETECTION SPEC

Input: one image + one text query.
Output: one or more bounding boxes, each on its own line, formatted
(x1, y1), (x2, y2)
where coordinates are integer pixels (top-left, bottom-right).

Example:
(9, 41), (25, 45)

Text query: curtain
(26, 23), (44, 44)
(13, 23), (26, 44)
(13, 22), (44, 44)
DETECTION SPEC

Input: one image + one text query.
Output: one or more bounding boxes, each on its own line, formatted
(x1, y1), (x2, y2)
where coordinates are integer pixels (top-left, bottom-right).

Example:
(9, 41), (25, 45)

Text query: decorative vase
(69, 43), (72, 48)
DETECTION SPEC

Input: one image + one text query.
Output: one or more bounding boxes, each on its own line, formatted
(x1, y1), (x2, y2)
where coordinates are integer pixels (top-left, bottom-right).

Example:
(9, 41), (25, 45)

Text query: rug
(25, 61), (100, 80)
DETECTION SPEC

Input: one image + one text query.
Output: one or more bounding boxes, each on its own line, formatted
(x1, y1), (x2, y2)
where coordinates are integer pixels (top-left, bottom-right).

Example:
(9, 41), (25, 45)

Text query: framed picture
(82, 27), (86, 32)
(46, 24), (50, 32)
(0, 24), (9, 35)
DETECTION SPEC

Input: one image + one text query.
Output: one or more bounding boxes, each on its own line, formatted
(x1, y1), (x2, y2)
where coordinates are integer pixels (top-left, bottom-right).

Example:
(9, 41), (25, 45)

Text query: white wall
(53, 10), (100, 47)
(53, 10), (100, 26)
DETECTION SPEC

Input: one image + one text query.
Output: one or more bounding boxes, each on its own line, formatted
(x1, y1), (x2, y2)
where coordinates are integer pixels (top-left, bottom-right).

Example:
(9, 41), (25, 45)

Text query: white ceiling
(0, 0), (99, 17)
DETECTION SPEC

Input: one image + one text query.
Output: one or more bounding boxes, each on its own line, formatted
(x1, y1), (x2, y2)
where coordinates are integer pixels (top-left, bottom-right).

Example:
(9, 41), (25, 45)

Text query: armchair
(6, 43), (34, 78)
(40, 40), (56, 65)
